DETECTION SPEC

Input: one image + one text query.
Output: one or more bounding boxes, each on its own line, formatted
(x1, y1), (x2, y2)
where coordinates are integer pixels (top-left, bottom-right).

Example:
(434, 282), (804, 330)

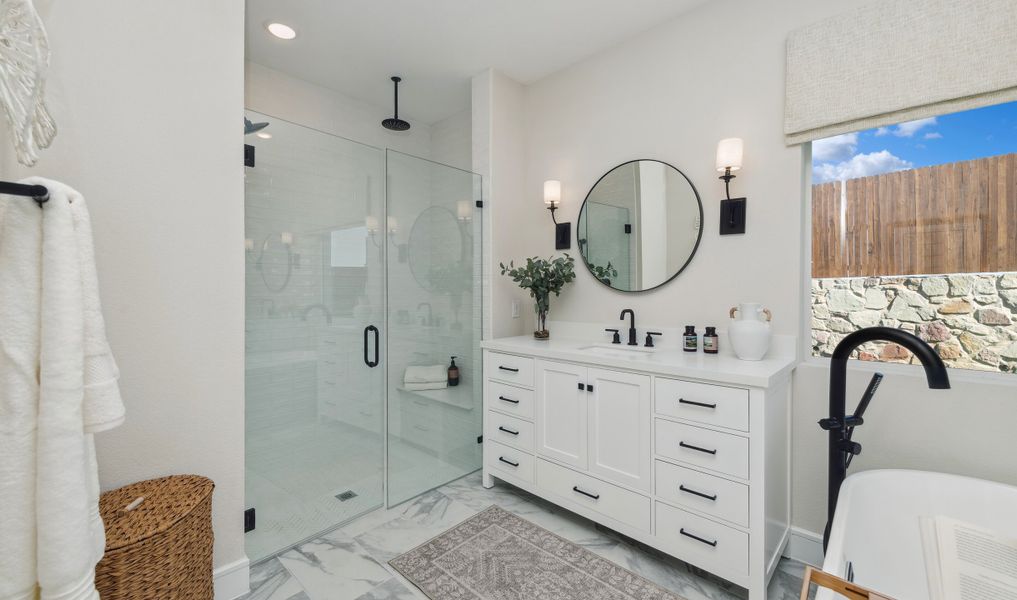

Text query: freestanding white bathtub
(818, 469), (1017, 599)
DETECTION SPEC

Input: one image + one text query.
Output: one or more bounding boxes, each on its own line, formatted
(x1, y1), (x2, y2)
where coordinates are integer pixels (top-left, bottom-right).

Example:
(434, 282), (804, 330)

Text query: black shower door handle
(364, 325), (380, 368)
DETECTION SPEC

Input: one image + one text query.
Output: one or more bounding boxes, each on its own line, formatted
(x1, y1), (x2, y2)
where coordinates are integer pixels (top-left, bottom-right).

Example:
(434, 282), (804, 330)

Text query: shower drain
(335, 490), (357, 502)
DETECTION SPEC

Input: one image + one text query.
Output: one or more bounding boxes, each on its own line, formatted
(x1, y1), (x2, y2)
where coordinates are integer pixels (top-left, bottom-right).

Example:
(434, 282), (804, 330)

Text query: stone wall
(812, 273), (1017, 373)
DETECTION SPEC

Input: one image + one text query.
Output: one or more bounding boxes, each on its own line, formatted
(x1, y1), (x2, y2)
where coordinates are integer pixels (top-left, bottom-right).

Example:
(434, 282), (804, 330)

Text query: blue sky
(812, 100), (1017, 183)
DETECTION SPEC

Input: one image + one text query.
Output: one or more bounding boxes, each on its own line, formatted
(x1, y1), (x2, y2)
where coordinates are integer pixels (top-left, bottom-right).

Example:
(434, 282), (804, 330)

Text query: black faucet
(819, 326), (949, 550)
(619, 309), (637, 345)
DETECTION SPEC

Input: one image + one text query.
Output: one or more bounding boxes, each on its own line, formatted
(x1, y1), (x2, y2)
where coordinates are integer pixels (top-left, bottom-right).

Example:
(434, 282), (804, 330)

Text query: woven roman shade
(785, 0), (1017, 144)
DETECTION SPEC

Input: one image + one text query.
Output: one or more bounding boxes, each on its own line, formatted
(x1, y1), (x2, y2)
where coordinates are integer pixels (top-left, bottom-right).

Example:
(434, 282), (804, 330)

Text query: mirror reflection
(577, 160), (702, 292)
(408, 206), (468, 294)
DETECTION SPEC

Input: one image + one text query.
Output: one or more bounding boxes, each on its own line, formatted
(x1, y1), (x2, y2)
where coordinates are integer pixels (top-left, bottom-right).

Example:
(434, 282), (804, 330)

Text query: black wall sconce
(716, 138), (746, 235)
(544, 180), (570, 249)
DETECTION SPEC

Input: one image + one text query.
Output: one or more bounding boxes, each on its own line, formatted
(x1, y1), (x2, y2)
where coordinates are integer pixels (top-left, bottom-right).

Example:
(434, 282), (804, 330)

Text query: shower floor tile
(246, 418), (481, 562)
(245, 418), (385, 562)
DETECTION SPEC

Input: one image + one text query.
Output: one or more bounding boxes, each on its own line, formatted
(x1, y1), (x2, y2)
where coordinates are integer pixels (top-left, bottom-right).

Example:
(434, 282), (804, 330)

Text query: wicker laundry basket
(95, 474), (214, 600)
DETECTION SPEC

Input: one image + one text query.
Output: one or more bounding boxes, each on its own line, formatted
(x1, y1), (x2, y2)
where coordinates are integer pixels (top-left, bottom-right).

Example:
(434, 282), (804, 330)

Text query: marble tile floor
(242, 471), (815, 600)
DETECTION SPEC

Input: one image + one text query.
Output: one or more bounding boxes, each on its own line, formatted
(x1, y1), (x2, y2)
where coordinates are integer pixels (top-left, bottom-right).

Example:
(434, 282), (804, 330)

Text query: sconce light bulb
(716, 138), (744, 172)
(543, 180), (562, 208)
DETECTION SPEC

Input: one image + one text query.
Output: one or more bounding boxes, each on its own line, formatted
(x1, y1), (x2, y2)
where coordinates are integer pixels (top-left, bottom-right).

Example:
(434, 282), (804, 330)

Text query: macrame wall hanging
(0, 0), (56, 166)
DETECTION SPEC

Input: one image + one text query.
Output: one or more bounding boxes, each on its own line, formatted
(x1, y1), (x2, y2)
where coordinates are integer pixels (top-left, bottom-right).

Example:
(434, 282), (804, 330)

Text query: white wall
(245, 62), (434, 158)
(431, 109), (473, 172)
(472, 69), (530, 339)
(498, 0), (1017, 538)
(1, 1), (246, 572)
(246, 62), (474, 173)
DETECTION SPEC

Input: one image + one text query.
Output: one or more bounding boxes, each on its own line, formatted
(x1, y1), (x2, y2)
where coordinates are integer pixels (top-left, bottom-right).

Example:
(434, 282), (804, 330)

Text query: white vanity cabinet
(534, 361), (651, 491)
(481, 336), (795, 600)
(534, 360), (589, 470)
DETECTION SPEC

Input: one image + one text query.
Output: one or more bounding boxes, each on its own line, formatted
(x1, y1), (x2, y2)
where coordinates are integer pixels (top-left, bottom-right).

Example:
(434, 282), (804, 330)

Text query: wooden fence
(812, 153), (1017, 278)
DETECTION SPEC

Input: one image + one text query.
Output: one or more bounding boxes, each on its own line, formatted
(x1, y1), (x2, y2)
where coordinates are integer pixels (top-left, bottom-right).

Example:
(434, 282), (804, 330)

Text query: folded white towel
(0, 178), (124, 600)
(403, 365), (447, 384)
(403, 381), (448, 392)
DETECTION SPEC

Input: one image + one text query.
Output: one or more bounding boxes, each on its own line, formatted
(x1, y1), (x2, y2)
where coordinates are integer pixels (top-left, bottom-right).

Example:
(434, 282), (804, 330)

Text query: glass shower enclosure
(244, 111), (483, 561)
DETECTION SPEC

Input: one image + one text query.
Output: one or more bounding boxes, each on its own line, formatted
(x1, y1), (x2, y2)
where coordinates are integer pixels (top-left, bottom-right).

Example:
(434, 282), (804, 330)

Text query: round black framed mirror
(577, 159), (703, 292)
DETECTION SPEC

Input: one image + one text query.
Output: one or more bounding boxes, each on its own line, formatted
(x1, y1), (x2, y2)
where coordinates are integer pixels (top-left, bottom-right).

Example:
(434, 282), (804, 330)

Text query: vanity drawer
(654, 378), (749, 432)
(487, 352), (534, 387)
(536, 458), (650, 532)
(654, 460), (749, 527)
(654, 502), (748, 578)
(486, 440), (534, 483)
(655, 420), (749, 480)
(485, 412), (534, 451)
(487, 381), (534, 420)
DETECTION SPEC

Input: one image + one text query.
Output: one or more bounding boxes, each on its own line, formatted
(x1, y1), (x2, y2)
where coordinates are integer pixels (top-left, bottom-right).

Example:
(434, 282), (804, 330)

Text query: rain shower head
(245, 117), (270, 135)
(382, 76), (411, 131)
(382, 117), (411, 132)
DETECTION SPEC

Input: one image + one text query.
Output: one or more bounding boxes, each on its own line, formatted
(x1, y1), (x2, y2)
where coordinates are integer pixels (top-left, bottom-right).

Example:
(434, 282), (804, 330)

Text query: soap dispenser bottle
(447, 356), (460, 386)
(703, 327), (719, 354)
(683, 326), (698, 352)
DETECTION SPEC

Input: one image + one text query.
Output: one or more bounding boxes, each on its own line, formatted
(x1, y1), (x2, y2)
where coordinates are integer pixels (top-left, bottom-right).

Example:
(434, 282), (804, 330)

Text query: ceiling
(245, 0), (710, 125)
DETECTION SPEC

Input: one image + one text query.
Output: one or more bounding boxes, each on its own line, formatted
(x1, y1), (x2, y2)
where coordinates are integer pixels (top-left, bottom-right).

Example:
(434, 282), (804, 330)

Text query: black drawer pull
(499, 366), (519, 372)
(680, 528), (718, 547)
(587, 384), (594, 392)
(498, 457), (519, 467)
(498, 396), (520, 404)
(679, 485), (718, 501)
(572, 486), (600, 500)
(678, 398), (717, 409)
(679, 441), (718, 455)
(578, 382), (585, 391)
(498, 426), (519, 436)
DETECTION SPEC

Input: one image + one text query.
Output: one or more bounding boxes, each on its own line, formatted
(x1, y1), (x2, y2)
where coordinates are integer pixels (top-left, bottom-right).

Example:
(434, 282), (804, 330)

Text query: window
(329, 225), (368, 268)
(810, 101), (1017, 373)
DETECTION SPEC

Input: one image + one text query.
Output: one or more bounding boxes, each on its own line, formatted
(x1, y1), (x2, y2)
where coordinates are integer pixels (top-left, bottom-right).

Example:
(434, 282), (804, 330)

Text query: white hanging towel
(0, 178), (124, 600)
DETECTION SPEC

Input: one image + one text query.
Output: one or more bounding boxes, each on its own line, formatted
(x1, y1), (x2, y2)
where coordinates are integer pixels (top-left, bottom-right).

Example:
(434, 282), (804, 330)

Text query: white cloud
(812, 132), (858, 162)
(874, 127), (890, 136)
(924, 132), (943, 140)
(892, 117), (937, 137)
(813, 150), (913, 183)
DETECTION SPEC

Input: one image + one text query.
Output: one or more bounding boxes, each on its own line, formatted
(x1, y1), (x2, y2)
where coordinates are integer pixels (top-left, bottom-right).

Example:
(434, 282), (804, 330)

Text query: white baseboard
(782, 526), (824, 567)
(214, 556), (250, 600)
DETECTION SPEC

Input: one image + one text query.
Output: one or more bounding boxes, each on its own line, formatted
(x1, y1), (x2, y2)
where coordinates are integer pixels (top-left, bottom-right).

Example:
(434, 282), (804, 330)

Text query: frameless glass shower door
(244, 114), (484, 561)
(244, 111), (386, 561)
(385, 150), (483, 505)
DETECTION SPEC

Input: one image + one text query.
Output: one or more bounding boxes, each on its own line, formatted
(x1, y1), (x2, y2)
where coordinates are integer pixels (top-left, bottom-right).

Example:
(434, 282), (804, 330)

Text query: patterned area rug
(389, 505), (688, 600)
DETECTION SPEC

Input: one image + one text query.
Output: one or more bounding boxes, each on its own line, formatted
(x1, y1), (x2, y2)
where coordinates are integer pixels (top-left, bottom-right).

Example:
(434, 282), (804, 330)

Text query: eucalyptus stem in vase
(500, 255), (576, 339)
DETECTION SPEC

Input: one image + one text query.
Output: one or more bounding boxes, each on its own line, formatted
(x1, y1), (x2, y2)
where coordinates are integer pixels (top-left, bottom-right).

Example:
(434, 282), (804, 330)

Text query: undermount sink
(577, 344), (655, 358)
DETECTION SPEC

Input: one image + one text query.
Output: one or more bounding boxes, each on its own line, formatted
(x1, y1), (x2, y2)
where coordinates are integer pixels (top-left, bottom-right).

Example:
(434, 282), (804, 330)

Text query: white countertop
(481, 334), (798, 388)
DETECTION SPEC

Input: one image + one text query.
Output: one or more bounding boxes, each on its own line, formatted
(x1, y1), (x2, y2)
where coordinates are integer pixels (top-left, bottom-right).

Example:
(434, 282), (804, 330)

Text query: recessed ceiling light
(256, 132), (272, 139)
(266, 22), (296, 40)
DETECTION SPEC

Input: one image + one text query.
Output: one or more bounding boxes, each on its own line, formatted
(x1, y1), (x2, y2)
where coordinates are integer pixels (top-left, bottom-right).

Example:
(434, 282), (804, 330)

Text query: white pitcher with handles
(728, 303), (772, 361)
